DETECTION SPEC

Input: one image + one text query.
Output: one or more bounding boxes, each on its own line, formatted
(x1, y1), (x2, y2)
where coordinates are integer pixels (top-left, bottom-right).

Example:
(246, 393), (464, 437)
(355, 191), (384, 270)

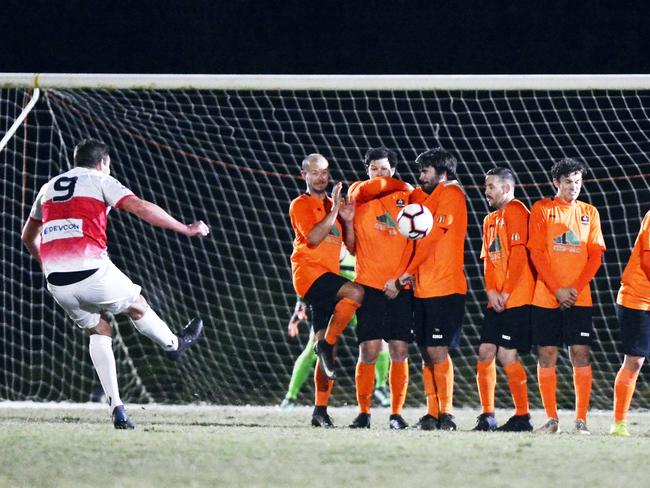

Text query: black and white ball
(396, 203), (434, 240)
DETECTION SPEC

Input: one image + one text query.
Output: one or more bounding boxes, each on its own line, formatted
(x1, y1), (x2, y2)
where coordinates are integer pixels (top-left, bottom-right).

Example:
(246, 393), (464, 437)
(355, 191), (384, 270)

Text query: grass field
(1, 402), (649, 487)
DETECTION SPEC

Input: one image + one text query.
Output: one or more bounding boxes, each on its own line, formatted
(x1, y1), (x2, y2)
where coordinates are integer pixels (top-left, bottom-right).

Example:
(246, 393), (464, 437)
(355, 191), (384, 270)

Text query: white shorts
(47, 260), (142, 329)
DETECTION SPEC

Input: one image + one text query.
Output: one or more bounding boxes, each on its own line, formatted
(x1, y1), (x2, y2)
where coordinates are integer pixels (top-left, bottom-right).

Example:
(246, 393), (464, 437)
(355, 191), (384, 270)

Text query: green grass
(1, 403), (650, 487)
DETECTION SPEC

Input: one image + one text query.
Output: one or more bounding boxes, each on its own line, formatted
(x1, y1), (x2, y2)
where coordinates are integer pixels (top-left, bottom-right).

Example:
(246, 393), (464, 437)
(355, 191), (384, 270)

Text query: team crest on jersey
(396, 199), (406, 208)
(581, 215), (590, 225)
(375, 212), (398, 235)
(553, 228), (581, 253)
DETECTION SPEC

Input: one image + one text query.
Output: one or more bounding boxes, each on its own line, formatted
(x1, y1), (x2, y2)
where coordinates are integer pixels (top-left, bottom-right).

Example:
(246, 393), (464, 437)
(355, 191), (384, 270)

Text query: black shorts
(618, 305), (650, 357)
(531, 305), (593, 347)
(355, 285), (413, 344)
(480, 306), (532, 354)
(413, 294), (465, 348)
(304, 272), (350, 333)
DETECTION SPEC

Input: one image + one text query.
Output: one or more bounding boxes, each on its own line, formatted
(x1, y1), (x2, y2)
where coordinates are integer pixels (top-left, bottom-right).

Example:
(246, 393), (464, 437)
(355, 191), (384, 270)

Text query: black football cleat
(112, 405), (135, 430)
(166, 318), (203, 362)
(311, 407), (335, 428)
(314, 339), (336, 379)
(389, 414), (409, 430)
(472, 412), (498, 432)
(349, 412), (371, 429)
(415, 414), (439, 431)
(497, 414), (534, 432)
(438, 413), (457, 431)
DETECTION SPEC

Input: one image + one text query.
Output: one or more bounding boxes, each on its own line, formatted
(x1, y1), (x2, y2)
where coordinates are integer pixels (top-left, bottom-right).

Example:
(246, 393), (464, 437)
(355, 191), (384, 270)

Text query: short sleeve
(289, 197), (318, 239)
(28, 184), (47, 221)
(433, 185), (464, 230)
(527, 201), (547, 251)
(101, 175), (135, 208)
(588, 206), (606, 251)
(504, 202), (529, 247)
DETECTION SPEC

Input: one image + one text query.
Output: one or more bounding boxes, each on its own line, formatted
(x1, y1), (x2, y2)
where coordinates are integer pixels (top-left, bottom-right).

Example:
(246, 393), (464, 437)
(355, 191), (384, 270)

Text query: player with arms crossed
(610, 211), (650, 436)
(289, 153), (363, 427)
(473, 167), (534, 432)
(346, 147), (414, 430)
(21, 139), (209, 429)
(528, 158), (605, 434)
(386, 147), (467, 431)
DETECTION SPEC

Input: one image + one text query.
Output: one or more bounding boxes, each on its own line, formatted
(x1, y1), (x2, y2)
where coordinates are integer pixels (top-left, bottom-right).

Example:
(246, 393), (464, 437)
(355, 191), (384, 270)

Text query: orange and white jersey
(411, 181), (468, 298)
(480, 199), (535, 309)
(351, 186), (413, 289)
(29, 167), (136, 277)
(618, 211), (650, 311)
(527, 197), (605, 308)
(289, 193), (342, 297)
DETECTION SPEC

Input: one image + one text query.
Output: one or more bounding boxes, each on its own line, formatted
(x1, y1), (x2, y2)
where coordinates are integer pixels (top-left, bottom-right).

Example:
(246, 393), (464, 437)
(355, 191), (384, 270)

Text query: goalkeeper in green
(279, 251), (390, 409)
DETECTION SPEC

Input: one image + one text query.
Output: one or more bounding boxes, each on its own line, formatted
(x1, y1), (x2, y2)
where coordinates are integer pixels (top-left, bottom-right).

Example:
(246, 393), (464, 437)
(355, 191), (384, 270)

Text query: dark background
(2, 1), (650, 75)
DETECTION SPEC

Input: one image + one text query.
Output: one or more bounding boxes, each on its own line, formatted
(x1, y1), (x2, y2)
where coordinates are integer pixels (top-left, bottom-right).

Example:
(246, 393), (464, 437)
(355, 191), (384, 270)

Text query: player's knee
(478, 343), (497, 362)
(88, 319), (112, 337)
(623, 355), (644, 373)
(569, 345), (591, 367)
(388, 341), (408, 362)
(359, 341), (380, 363)
(342, 282), (364, 304)
(496, 347), (518, 366)
(537, 346), (558, 367)
(126, 295), (148, 320)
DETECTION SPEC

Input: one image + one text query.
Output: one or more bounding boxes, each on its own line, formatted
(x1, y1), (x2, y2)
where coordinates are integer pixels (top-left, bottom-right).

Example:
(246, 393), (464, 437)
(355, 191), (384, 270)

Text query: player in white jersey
(21, 139), (210, 429)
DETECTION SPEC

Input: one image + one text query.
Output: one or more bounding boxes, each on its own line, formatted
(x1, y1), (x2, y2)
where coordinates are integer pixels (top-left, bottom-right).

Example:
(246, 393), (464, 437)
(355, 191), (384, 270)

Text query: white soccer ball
(396, 203), (434, 240)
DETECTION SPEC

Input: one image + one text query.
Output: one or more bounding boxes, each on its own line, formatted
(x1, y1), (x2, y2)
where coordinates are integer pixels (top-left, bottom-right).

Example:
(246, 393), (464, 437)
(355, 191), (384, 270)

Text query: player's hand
(500, 292), (510, 308)
(383, 279), (400, 299)
(288, 317), (300, 337)
(338, 197), (355, 222)
(186, 221), (210, 237)
(331, 181), (343, 208)
(398, 273), (415, 288)
(556, 287), (578, 310)
(288, 301), (308, 336)
(487, 290), (505, 312)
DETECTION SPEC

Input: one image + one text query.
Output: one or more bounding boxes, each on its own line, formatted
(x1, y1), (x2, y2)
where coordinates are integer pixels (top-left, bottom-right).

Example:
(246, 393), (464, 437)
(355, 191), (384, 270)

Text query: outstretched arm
(21, 218), (43, 264)
(119, 197), (209, 237)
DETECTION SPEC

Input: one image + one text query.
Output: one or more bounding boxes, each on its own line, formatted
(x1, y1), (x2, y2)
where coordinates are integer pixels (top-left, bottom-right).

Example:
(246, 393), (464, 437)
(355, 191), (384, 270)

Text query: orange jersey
(289, 193), (343, 297)
(480, 199), (535, 309)
(412, 181), (468, 298)
(351, 185), (413, 289)
(527, 197), (605, 308)
(618, 211), (650, 310)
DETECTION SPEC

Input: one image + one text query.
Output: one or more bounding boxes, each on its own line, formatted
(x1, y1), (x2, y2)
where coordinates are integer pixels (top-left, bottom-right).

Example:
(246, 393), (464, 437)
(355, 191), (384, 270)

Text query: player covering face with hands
(21, 139), (209, 430)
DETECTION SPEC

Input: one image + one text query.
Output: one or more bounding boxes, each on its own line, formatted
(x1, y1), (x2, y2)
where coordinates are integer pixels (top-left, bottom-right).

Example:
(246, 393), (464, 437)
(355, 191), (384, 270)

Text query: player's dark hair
(74, 139), (110, 168)
(551, 158), (587, 181)
(416, 147), (458, 180)
(486, 167), (515, 187)
(364, 147), (398, 169)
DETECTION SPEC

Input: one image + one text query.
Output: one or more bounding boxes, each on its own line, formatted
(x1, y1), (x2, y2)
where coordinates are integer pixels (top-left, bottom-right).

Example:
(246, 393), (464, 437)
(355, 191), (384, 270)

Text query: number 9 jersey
(28, 167), (136, 277)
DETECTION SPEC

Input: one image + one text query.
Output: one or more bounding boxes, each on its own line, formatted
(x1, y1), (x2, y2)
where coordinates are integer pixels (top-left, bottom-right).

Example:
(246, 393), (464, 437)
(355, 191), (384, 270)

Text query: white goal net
(2, 74), (650, 410)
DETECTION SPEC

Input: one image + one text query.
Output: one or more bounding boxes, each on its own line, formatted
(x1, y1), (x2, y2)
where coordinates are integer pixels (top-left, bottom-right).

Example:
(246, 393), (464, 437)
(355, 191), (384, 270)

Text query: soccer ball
(396, 203), (433, 240)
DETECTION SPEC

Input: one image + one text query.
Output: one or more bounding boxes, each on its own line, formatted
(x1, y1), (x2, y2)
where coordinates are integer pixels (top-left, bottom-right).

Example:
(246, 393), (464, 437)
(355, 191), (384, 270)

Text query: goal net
(3, 74), (650, 410)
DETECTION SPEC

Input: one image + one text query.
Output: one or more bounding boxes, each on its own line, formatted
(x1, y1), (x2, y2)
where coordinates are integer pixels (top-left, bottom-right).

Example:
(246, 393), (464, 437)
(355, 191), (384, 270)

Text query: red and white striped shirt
(29, 167), (136, 276)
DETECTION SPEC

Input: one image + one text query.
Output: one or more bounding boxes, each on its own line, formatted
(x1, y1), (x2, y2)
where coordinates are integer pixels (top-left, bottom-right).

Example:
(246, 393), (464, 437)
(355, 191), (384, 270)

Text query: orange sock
(355, 362), (375, 414)
(503, 361), (529, 416)
(476, 359), (496, 414)
(324, 297), (361, 345)
(434, 356), (454, 414)
(573, 365), (592, 421)
(614, 367), (640, 423)
(537, 365), (558, 420)
(422, 364), (440, 418)
(314, 359), (334, 406)
(389, 360), (409, 415)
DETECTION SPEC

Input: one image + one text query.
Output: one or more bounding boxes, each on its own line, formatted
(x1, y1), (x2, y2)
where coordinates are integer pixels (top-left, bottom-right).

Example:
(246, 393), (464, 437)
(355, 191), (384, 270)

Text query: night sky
(2, 1), (650, 74)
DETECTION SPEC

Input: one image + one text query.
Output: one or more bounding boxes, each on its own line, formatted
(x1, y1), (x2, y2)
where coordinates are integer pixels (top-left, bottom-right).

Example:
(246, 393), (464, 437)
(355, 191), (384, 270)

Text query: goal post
(3, 73), (650, 409)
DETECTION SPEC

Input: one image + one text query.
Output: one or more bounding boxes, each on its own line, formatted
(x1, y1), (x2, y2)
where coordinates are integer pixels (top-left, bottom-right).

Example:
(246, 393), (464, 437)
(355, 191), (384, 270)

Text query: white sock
(133, 307), (178, 351)
(89, 334), (122, 410)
